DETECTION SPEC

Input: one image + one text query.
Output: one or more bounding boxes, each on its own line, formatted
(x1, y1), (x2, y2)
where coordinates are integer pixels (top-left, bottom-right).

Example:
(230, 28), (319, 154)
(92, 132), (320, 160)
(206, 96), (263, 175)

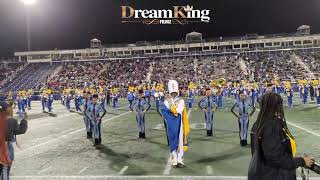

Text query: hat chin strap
(170, 92), (179, 97)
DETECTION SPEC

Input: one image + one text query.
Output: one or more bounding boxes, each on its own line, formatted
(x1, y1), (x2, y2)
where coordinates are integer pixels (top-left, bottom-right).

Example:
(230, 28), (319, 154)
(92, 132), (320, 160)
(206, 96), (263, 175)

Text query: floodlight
(20, 0), (37, 5)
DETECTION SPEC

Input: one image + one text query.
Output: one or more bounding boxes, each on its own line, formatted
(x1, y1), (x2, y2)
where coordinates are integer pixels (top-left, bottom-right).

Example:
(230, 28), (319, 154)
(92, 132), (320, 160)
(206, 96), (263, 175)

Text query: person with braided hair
(248, 93), (314, 180)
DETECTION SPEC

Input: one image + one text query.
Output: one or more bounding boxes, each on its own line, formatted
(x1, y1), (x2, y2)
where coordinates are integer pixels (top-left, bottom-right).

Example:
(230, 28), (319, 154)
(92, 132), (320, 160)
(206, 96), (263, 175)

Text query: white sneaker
(172, 158), (178, 166)
(177, 161), (185, 168)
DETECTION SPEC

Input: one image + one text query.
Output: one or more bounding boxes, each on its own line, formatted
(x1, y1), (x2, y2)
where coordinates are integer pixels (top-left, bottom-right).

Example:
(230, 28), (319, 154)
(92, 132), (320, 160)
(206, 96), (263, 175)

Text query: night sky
(0, 0), (319, 58)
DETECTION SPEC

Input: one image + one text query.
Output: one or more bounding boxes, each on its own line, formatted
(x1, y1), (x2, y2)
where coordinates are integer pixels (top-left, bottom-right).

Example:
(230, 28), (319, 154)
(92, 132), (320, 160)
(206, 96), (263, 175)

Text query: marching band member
(112, 87), (119, 109)
(144, 86), (151, 104)
(231, 90), (255, 146)
(100, 94), (106, 110)
(16, 92), (25, 114)
(130, 90), (151, 139)
(106, 88), (111, 107)
(85, 94), (106, 146)
(79, 91), (93, 138)
(301, 85), (309, 104)
(309, 83), (315, 101)
(286, 86), (294, 108)
(22, 90), (27, 112)
(26, 90), (32, 110)
(61, 90), (66, 105)
(47, 92), (54, 113)
(75, 94), (82, 112)
(41, 91), (48, 113)
(127, 91), (134, 108)
(160, 80), (190, 168)
(216, 88), (223, 108)
(249, 86), (256, 107)
(198, 88), (217, 136)
(187, 88), (195, 109)
(65, 93), (72, 111)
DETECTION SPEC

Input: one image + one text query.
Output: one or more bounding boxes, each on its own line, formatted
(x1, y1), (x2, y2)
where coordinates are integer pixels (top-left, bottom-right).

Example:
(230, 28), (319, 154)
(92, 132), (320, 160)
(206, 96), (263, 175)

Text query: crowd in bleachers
(0, 62), (25, 88)
(47, 62), (105, 91)
(1, 50), (320, 94)
(242, 51), (310, 82)
(150, 58), (195, 87)
(197, 56), (244, 84)
(99, 59), (151, 87)
(296, 50), (320, 78)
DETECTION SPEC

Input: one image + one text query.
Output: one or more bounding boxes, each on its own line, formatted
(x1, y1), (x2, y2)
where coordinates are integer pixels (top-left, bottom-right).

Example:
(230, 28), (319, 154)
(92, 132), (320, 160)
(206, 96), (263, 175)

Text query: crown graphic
(184, 5), (193, 12)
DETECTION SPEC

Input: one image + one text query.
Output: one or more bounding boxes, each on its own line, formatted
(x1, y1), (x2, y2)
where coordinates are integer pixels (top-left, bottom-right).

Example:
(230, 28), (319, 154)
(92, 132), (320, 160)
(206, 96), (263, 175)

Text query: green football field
(10, 94), (320, 180)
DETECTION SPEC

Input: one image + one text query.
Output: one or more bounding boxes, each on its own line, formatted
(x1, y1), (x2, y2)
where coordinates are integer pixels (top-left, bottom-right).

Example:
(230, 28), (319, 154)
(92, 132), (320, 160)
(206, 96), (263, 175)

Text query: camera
(309, 163), (320, 174)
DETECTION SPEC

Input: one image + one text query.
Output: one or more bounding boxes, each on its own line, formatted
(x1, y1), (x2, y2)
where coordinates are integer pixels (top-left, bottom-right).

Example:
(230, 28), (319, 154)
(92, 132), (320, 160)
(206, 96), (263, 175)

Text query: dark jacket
(248, 118), (305, 180)
(6, 117), (28, 142)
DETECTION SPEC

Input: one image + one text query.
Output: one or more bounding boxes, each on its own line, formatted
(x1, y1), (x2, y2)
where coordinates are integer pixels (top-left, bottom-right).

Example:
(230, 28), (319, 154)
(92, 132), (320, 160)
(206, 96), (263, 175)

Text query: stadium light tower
(20, 0), (37, 52)
(20, 0), (37, 5)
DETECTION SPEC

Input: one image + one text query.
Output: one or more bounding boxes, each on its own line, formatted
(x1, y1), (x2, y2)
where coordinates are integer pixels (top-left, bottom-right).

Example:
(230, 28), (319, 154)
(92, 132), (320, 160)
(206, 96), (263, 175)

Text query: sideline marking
(10, 176), (320, 180)
(256, 108), (320, 137)
(206, 165), (213, 175)
(77, 167), (88, 175)
(118, 166), (128, 175)
(37, 166), (51, 175)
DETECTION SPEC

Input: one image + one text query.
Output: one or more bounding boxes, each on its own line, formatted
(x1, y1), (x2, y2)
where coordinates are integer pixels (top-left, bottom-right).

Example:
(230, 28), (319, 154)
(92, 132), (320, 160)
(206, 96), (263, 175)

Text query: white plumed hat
(168, 80), (179, 94)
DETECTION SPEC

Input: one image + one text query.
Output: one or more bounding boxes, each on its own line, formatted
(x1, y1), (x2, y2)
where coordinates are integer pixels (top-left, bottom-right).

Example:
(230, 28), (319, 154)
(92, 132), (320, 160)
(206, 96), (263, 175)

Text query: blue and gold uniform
(198, 88), (217, 136)
(47, 92), (54, 112)
(79, 91), (93, 138)
(160, 80), (190, 168)
(286, 87), (294, 108)
(85, 94), (107, 146)
(231, 91), (255, 146)
(130, 90), (151, 138)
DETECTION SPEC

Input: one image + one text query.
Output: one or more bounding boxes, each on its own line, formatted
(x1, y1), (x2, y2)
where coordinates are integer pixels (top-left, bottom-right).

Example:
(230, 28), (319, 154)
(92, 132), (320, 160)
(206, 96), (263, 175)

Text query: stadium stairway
(145, 62), (154, 82)
(239, 58), (249, 76)
(1, 63), (59, 93)
(292, 54), (316, 79)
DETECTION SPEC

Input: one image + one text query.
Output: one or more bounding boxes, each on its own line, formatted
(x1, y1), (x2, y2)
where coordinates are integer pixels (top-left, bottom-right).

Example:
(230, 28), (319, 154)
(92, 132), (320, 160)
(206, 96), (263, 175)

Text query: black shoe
(209, 130), (213, 136)
(87, 132), (92, 139)
(142, 133), (146, 139)
(240, 140), (247, 146)
(139, 132), (142, 138)
(98, 138), (102, 145)
(206, 130), (210, 136)
(94, 138), (99, 146)
(177, 163), (186, 168)
(243, 140), (247, 146)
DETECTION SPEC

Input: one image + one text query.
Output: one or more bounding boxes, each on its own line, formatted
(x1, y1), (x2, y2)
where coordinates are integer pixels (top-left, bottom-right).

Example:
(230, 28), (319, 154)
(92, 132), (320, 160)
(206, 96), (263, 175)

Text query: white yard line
(77, 167), (88, 175)
(10, 176), (320, 180)
(37, 166), (51, 175)
(256, 108), (320, 137)
(206, 165), (213, 175)
(118, 166), (128, 175)
(163, 109), (192, 175)
(286, 121), (320, 137)
(17, 111), (132, 155)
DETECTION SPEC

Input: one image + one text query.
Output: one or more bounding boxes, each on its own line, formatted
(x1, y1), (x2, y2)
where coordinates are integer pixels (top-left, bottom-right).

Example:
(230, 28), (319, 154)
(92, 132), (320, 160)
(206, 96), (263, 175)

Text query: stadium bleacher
(1, 49), (320, 95)
(1, 63), (59, 93)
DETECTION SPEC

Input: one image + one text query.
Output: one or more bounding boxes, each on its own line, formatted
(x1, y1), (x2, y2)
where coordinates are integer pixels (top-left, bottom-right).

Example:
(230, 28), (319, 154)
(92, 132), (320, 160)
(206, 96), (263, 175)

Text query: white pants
(172, 118), (184, 163)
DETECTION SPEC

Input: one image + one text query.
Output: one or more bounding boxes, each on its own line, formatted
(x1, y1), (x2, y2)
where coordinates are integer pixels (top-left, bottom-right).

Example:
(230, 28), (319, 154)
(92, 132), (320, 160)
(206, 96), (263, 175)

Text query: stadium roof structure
(186, 31), (202, 36)
(90, 38), (101, 42)
(297, 25), (310, 31)
(13, 25), (320, 63)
